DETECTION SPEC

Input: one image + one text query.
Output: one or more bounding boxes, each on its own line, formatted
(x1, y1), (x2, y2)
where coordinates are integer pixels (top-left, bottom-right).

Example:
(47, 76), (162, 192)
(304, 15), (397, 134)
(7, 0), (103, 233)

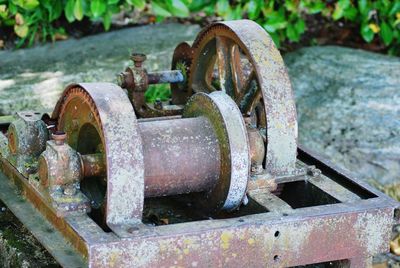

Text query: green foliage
(145, 84), (171, 103)
(0, 0), (399, 53)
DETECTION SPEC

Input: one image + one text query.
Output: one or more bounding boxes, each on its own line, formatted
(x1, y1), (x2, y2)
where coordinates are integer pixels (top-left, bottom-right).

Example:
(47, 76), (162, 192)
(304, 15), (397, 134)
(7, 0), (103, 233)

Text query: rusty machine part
(0, 20), (398, 268)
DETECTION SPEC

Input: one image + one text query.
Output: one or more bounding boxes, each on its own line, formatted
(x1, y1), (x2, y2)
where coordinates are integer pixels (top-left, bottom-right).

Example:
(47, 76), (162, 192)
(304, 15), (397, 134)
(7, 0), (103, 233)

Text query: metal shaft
(82, 116), (221, 197)
(147, 70), (184, 84)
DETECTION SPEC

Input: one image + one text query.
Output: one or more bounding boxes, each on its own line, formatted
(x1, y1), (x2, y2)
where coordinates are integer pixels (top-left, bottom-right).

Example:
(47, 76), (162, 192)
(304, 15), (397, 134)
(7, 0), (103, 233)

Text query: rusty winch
(0, 20), (398, 268)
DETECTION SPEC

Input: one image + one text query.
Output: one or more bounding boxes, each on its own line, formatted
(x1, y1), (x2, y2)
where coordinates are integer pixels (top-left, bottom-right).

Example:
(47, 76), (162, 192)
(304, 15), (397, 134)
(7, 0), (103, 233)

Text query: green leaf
(358, 0), (369, 16)
(343, 6), (358, 20)
(389, 2), (400, 16)
(361, 23), (374, 42)
(247, 0), (262, 20)
(103, 11), (112, 30)
(74, 0), (84, 21)
(380, 21), (393, 45)
(127, 0), (146, 10)
(43, 0), (63, 21)
(8, 2), (17, 15)
(216, 0), (229, 16)
(286, 24), (300, 42)
(285, 0), (297, 12)
(91, 0), (107, 17)
(332, 5), (344, 20)
(152, 2), (171, 17)
(14, 0), (39, 10)
(166, 0), (189, 17)
(188, 1), (207, 12)
(108, 0), (119, 4)
(14, 23), (29, 37)
(262, 10), (287, 33)
(306, 1), (325, 14)
(226, 4), (242, 20)
(332, 0), (350, 20)
(65, 0), (75, 22)
(294, 19), (306, 35)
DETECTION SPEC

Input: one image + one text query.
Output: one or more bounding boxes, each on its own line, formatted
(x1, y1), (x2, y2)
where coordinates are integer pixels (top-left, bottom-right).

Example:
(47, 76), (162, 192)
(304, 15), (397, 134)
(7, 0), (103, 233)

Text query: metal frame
(0, 144), (397, 267)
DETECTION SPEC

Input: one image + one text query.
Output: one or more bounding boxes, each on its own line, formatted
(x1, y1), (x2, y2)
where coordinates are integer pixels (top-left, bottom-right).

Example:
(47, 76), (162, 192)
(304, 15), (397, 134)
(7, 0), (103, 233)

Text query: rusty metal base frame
(0, 145), (398, 268)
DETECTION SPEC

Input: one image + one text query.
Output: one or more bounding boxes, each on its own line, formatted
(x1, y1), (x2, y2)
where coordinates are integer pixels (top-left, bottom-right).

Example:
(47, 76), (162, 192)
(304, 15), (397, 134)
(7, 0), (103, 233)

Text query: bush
(0, 0), (399, 54)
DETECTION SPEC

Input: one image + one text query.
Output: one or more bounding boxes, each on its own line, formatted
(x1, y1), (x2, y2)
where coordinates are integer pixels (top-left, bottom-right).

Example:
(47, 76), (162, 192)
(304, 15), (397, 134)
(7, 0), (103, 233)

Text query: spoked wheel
(189, 20), (298, 176)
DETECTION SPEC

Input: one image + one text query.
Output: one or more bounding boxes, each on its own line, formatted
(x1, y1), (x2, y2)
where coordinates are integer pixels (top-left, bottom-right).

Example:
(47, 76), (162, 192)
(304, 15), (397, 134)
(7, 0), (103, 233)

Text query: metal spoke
(231, 44), (243, 99)
(216, 36), (236, 98)
(205, 54), (217, 92)
(237, 70), (262, 115)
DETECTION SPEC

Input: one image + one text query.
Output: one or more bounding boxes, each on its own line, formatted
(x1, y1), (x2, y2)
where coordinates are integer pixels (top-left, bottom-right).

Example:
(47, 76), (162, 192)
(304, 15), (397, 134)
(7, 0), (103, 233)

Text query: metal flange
(183, 91), (250, 211)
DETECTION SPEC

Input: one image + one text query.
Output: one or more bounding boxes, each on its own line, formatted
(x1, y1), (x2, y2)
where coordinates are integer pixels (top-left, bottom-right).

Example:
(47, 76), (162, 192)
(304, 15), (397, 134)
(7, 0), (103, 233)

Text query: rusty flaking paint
(88, 206), (394, 267)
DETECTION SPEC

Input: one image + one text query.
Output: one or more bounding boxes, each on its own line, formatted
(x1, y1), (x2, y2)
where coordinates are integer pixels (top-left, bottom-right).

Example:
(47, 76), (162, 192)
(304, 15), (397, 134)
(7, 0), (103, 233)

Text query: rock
(285, 46), (400, 186)
(0, 23), (200, 115)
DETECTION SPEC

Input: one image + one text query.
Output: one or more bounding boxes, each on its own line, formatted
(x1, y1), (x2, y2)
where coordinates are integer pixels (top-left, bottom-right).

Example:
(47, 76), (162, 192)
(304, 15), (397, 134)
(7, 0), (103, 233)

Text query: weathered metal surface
(5, 111), (48, 176)
(88, 205), (393, 267)
(118, 52), (184, 118)
(38, 132), (90, 215)
(148, 70), (184, 84)
(183, 91), (250, 211)
(66, 116), (221, 197)
(189, 19), (297, 177)
(80, 154), (106, 178)
(0, 140), (397, 267)
(140, 116), (220, 197)
(53, 83), (145, 233)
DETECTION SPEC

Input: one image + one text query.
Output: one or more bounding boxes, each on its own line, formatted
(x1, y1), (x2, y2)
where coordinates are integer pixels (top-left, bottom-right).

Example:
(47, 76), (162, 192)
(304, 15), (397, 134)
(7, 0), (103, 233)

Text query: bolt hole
(127, 226), (139, 233)
(282, 213), (288, 216)
(238, 219), (244, 222)
(273, 255), (280, 262)
(34, 112), (40, 115)
(274, 231), (280, 238)
(25, 114), (32, 117)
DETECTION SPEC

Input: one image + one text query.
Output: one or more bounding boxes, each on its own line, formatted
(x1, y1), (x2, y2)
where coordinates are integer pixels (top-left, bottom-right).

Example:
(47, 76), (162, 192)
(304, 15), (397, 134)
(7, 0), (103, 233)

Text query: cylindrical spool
(78, 117), (221, 197)
(140, 116), (221, 197)
(77, 92), (250, 211)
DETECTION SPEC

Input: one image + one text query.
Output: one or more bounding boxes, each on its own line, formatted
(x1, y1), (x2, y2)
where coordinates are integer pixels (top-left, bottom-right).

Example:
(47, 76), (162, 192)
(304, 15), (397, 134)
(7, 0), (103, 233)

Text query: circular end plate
(183, 91), (250, 211)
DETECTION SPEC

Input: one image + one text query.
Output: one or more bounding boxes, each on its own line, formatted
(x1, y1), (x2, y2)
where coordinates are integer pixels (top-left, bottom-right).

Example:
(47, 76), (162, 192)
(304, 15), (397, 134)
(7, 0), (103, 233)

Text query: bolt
(130, 53), (146, 68)
(52, 131), (67, 146)
(307, 165), (321, 177)
(154, 99), (163, 110)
